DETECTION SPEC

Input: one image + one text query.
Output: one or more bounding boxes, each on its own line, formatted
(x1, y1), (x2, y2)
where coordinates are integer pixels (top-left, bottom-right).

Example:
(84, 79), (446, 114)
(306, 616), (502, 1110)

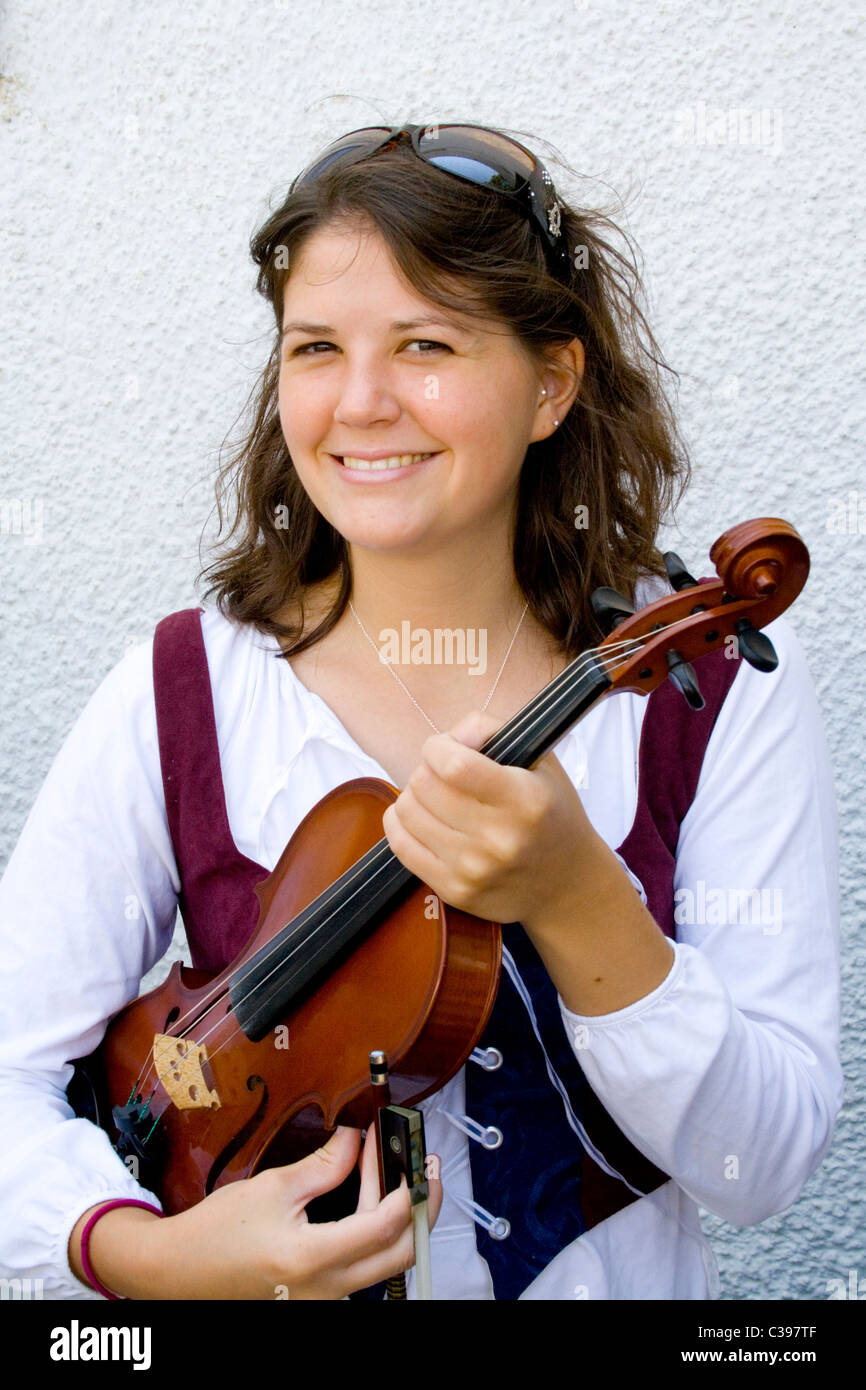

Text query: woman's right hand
(69, 1125), (441, 1299)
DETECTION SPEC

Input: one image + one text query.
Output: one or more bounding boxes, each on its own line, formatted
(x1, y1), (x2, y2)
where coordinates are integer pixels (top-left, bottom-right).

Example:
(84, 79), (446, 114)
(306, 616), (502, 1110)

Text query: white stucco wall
(1, 1), (863, 1300)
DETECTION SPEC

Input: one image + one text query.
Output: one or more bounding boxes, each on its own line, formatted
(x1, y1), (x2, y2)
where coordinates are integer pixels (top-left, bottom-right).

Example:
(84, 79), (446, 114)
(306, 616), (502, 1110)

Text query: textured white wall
(1, 0), (863, 1300)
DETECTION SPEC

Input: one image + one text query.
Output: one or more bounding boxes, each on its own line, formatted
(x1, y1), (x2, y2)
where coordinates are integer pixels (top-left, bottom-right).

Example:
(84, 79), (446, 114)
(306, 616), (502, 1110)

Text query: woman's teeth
(341, 452), (434, 471)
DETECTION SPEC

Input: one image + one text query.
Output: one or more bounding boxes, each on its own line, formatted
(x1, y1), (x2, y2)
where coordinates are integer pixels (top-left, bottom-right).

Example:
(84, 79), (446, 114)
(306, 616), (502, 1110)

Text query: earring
(553, 418), (560, 427)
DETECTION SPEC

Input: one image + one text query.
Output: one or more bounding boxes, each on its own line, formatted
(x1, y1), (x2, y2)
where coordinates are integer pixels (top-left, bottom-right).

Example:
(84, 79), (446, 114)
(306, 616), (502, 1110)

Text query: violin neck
(478, 650), (612, 769)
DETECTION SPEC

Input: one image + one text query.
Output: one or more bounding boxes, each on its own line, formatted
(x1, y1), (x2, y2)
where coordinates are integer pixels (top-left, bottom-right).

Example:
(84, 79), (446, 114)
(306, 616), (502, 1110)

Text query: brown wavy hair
(198, 127), (690, 658)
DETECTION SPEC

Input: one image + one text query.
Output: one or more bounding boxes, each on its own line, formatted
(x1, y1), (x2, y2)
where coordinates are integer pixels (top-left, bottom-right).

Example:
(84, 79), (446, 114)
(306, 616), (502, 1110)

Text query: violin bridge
(153, 1033), (221, 1111)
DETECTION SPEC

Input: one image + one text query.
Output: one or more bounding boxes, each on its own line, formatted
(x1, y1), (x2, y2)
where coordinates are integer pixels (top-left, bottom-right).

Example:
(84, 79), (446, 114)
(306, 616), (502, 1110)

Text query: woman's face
(277, 220), (565, 557)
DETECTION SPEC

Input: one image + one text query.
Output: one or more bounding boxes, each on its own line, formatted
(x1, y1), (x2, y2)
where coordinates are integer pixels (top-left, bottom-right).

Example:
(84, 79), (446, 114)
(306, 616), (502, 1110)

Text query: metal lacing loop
(448, 1192), (511, 1241)
(441, 1109), (503, 1150)
(469, 1046), (504, 1071)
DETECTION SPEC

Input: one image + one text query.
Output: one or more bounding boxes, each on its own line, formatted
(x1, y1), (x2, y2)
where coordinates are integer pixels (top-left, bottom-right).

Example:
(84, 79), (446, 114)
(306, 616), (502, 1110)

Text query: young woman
(0, 123), (842, 1300)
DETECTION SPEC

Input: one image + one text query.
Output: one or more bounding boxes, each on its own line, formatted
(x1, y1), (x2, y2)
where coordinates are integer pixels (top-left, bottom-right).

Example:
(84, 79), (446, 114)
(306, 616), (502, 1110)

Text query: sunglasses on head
(289, 122), (570, 277)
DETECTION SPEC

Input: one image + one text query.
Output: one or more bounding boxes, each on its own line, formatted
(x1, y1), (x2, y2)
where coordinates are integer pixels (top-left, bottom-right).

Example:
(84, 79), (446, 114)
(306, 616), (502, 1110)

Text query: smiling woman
(0, 122), (841, 1302)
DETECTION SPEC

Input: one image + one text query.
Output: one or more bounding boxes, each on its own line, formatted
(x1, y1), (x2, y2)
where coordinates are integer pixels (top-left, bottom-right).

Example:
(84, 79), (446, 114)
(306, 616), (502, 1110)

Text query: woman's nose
(332, 360), (402, 427)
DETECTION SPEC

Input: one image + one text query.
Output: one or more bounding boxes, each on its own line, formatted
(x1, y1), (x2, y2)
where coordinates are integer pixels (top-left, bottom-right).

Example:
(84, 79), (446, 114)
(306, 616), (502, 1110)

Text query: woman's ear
(533, 338), (585, 440)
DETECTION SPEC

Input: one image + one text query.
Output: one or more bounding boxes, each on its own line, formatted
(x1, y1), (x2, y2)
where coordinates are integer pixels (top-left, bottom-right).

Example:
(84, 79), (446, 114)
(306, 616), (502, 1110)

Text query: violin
(69, 517), (809, 1276)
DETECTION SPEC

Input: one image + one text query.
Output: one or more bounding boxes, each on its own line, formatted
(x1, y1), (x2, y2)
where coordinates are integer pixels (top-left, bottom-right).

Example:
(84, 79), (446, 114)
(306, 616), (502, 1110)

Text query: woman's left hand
(384, 709), (675, 1016)
(381, 709), (602, 929)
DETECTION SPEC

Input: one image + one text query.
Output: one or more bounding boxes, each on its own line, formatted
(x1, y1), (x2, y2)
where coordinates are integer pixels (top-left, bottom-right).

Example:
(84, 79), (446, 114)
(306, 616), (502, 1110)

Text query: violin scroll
(708, 517), (809, 608)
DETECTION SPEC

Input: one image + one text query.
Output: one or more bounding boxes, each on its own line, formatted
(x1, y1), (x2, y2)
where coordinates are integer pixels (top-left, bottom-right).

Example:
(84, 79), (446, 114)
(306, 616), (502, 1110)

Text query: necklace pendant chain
(348, 600), (530, 736)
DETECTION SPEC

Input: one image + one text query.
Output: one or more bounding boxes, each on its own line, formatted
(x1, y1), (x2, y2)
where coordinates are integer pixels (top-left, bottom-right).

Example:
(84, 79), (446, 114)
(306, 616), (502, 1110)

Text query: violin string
(130, 609), (702, 1108)
(194, 631), (651, 1018)
(197, 629), (671, 1060)
(135, 632), (643, 1062)
(130, 633), (650, 1103)
(141, 617), (691, 1098)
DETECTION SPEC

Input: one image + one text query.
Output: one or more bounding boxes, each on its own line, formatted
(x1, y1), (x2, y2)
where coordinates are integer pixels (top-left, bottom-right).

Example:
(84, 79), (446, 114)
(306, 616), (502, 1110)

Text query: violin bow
(370, 1050), (433, 1301)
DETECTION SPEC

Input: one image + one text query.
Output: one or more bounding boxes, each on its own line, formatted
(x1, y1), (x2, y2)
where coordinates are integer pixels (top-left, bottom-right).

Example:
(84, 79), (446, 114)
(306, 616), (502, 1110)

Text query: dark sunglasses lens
(423, 153), (517, 193)
(292, 127), (391, 187)
(417, 125), (535, 192)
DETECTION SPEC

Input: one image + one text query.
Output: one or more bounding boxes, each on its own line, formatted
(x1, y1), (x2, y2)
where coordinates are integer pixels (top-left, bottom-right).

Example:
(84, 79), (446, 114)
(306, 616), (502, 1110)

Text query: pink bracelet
(79, 1198), (164, 1300)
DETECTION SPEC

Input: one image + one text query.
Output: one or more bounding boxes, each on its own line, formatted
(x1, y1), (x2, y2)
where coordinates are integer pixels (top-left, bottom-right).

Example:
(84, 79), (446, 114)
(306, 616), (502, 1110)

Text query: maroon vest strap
(615, 645), (742, 939)
(153, 608), (271, 972)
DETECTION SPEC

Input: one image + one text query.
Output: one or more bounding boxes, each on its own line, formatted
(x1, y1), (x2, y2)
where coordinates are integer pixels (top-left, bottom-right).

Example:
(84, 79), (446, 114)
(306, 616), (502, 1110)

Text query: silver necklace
(348, 598), (530, 735)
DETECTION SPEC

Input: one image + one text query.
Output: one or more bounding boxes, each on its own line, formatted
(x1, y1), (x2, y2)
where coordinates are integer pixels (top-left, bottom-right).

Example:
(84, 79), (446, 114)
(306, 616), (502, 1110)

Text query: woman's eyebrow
(280, 315), (474, 338)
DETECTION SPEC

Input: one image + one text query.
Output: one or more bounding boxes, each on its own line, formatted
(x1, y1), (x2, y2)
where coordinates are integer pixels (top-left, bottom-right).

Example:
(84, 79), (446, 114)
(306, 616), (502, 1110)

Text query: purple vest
(152, 607), (741, 1265)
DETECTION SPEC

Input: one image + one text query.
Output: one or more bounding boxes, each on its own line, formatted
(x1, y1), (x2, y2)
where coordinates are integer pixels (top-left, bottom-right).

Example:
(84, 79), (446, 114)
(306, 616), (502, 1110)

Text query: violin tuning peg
(663, 551), (699, 591)
(735, 618), (779, 673)
(591, 586), (635, 635)
(665, 650), (705, 710)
